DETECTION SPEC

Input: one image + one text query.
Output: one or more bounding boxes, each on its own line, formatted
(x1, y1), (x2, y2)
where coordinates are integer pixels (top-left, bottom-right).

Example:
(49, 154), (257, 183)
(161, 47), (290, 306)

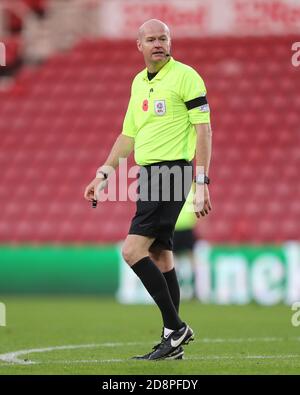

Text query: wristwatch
(194, 174), (210, 185)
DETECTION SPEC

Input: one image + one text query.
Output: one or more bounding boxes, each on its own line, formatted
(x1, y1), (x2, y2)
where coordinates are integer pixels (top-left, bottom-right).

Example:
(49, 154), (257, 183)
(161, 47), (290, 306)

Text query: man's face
(137, 26), (171, 65)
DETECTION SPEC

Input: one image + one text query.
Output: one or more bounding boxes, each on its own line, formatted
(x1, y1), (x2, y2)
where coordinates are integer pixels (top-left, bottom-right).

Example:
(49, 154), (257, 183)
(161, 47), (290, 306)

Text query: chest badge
(154, 100), (166, 116)
(142, 99), (149, 111)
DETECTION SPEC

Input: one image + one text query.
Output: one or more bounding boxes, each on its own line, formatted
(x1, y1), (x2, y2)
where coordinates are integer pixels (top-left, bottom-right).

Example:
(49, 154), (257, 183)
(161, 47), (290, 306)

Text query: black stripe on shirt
(185, 96), (208, 110)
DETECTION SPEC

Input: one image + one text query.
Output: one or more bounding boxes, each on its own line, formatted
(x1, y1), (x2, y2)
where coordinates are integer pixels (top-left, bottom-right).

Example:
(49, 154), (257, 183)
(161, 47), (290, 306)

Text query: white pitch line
(44, 358), (125, 364)
(187, 354), (300, 361)
(1, 354), (299, 367)
(40, 354), (300, 363)
(200, 337), (284, 343)
(0, 337), (299, 366)
(0, 342), (148, 365)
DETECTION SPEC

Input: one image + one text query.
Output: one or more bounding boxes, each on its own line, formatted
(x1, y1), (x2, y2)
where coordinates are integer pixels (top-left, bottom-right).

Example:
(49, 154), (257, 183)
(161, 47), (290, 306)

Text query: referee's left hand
(193, 184), (212, 218)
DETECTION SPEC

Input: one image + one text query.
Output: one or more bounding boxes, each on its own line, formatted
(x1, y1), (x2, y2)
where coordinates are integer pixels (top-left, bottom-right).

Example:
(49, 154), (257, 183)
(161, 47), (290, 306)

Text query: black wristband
(194, 175), (210, 185)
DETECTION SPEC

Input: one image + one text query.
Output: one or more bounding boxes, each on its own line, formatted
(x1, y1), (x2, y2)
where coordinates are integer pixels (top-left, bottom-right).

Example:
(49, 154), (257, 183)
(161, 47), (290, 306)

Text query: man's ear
(137, 39), (142, 52)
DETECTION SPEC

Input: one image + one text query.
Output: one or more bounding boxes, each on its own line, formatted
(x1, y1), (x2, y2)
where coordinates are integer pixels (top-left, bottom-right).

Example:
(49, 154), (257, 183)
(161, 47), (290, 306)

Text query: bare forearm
(195, 123), (212, 176)
(99, 134), (134, 175)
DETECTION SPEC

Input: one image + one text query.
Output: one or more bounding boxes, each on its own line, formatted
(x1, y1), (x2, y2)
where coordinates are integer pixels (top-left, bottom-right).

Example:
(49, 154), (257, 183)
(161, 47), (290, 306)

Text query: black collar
(147, 71), (158, 81)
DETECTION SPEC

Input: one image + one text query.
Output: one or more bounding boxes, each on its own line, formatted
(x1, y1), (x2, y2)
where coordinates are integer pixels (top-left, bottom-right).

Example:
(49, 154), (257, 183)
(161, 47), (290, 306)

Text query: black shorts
(128, 159), (193, 251)
(173, 229), (196, 253)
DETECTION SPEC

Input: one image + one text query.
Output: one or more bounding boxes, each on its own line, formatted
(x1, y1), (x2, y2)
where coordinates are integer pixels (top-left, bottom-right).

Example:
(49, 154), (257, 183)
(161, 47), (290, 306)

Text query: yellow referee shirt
(122, 57), (210, 166)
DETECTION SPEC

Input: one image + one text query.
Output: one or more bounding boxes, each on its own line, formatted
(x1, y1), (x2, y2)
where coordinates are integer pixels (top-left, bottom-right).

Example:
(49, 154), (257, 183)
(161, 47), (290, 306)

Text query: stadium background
(1, 0), (299, 305)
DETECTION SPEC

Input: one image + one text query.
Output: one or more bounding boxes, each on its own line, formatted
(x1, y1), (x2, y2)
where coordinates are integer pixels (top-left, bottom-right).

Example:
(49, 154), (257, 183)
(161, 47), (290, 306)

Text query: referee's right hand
(84, 177), (108, 202)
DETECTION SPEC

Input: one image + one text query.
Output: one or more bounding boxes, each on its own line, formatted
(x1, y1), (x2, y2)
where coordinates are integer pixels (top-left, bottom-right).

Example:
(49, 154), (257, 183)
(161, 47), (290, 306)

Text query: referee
(84, 19), (212, 360)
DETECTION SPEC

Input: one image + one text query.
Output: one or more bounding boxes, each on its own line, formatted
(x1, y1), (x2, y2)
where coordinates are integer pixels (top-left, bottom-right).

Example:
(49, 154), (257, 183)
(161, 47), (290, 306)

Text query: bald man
(84, 19), (212, 360)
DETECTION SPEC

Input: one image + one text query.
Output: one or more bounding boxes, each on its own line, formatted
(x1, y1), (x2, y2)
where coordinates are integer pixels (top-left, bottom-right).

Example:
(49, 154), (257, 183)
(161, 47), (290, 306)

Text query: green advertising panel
(194, 242), (300, 305)
(0, 245), (119, 294)
(1, 242), (300, 304)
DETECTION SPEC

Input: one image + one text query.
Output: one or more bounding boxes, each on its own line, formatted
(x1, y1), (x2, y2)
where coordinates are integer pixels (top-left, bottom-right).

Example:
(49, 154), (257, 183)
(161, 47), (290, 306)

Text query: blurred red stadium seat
(0, 37), (299, 244)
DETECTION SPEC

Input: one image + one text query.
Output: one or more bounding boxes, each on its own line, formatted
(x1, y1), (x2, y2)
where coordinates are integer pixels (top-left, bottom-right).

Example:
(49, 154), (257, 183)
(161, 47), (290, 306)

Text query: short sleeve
(122, 95), (137, 138)
(181, 67), (210, 125)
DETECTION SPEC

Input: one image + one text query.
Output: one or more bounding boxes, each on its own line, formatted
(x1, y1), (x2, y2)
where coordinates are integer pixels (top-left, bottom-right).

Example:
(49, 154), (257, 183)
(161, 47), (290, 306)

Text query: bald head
(137, 19), (172, 72)
(138, 19), (170, 40)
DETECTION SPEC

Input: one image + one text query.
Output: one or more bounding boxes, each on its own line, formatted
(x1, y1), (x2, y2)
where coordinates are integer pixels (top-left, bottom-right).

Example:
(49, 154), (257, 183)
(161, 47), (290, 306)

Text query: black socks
(131, 257), (183, 330)
(163, 268), (180, 313)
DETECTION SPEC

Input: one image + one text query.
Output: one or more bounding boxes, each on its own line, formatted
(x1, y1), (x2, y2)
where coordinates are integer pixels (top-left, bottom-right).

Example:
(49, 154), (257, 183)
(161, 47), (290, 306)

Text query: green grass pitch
(0, 297), (299, 374)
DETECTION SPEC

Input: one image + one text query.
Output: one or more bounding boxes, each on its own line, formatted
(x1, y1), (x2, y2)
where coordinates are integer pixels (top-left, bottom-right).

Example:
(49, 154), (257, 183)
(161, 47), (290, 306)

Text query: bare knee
(122, 244), (138, 266)
(121, 243), (148, 266)
(122, 235), (155, 266)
